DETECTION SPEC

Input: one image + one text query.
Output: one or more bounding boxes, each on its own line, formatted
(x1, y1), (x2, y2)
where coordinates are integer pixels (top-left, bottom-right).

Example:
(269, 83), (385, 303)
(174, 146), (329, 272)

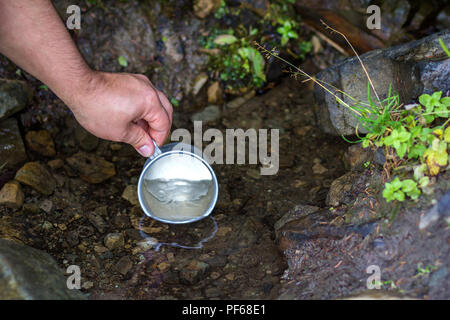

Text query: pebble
(39, 199), (53, 213)
(0, 180), (24, 209)
(312, 162), (328, 175)
(15, 161), (56, 195)
(190, 105), (221, 123)
(25, 130), (56, 157)
(104, 233), (124, 250)
(157, 262), (170, 272)
(47, 159), (64, 170)
(115, 256), (133, 275)
(87, 212), (108, 233)
(121, 185), (139, 206)
(207, 81), (222, 104)
(65, 152), (115, 184)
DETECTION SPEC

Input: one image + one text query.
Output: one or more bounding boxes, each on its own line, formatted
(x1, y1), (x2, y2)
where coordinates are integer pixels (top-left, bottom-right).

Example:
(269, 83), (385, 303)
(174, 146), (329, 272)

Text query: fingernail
(138, 145), (152, 157)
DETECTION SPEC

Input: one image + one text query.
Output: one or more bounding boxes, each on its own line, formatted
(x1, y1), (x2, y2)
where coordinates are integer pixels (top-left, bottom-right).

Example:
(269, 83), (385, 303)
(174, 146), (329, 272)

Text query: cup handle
(149, 140), (162, 160)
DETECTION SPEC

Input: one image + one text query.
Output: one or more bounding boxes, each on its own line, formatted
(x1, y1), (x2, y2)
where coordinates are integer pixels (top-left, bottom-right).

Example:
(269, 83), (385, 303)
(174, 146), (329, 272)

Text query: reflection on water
(143, 177), (214, 221)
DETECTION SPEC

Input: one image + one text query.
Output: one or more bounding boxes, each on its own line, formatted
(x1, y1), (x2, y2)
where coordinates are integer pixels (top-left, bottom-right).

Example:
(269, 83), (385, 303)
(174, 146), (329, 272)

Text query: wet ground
(0, 78), (348, 299)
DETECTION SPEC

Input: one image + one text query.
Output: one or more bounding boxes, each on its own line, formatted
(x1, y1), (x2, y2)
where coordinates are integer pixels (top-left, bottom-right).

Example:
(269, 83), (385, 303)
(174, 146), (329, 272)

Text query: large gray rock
(314, 30), (450, 135)
(0, 239), (86, 299)
(0, 118), (27, 171)
(0, 79), (32, 120)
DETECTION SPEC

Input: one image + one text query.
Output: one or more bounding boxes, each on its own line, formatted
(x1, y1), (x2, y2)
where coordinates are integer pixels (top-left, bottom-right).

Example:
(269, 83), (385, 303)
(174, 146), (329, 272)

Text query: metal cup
(137, 142), (219, 224)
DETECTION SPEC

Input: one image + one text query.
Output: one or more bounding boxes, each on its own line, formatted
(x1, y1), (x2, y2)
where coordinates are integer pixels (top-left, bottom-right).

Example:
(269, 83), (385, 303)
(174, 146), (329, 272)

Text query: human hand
(67, 71), (173, 157)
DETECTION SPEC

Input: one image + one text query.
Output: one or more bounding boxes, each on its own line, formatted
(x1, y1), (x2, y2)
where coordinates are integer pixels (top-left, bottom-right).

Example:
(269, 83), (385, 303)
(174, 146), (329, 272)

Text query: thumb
(124, 123), (155, 157)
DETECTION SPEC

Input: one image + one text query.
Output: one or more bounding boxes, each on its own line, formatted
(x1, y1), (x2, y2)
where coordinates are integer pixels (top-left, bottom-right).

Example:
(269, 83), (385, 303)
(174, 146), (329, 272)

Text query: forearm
(0, 0), (93, 106)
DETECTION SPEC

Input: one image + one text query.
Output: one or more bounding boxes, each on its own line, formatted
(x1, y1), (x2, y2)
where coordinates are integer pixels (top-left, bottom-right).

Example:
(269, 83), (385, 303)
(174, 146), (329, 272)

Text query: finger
(135, 119), (149, 132)
(156, 90), (173, 122)
(144, 102), (171, 147)
(123, 122), (155, 157)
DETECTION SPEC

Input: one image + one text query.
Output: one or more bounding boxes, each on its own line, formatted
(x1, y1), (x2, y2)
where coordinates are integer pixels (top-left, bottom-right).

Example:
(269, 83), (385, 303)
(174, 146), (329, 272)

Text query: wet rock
(87, 212), (108, 233)
(0, 239), (85, 299)
(25, 130), (56, 157)
(115, 256), (133, 275)
(419, 191), (450, 230)
(133, 237), (158, 254)
(15, 162), (56, 195)
(207, 81), (223, 104)
(342, 291), (416, 300)
(104, 233), (124, 250)
(193, 0), (221, 18)
(314, 31), (450, 136)
(121, 185), (139, 206)
(77, 225), (94, 238)
(75, 125), (99, 151)
(190, 105), (221, 123)
(0, 79), (33, 120)
(66, 152), (116, 184)
(47, 159), (64, 170)
(65, 230), (79, 247)
(226, 90), (255, 109)
(0, 180), (24, 209)
(179, 260), (209, 285)
(275, 204), (320, 232)
(39, 199), (53, 214)
(344, 144), (375, 170)
(312, 161), (328, 175)
(0, 118), (27, 171)
(192, 73), (208, 96)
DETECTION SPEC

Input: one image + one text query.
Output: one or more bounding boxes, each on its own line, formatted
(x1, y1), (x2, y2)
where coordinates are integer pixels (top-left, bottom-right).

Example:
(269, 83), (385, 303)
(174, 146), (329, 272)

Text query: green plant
(416, 263), (437, 276)
(439, 38), (450, 57)
(118, 55), (128, 67)
(256, 21), (450, 204)
(170, 97), (180, 107)
(382, 177), (421, 202)
(276, 19), (298, 46)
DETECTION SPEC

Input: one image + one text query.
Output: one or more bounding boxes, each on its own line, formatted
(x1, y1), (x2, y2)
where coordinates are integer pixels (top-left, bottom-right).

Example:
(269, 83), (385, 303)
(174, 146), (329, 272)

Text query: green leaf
(440, 38), (450, 57)
(213, 34), (238, 46)
(118, 55), (128, 67)
(237, 47), (266, 82)
(419, 94), (431, 107)
(444, 127), (450, 143)
(408, 144), (426, 159)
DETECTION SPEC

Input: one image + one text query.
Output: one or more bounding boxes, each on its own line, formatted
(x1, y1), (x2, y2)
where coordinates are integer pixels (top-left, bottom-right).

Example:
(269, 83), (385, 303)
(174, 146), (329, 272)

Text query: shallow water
(143, 178), (214, 221)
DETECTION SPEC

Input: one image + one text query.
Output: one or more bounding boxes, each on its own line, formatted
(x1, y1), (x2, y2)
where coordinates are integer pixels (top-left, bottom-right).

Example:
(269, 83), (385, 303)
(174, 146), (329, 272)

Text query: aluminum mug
(137, 142), (219, 224)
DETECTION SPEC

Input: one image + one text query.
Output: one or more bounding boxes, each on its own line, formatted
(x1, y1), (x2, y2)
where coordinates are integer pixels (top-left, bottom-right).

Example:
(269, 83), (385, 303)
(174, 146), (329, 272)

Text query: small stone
(157, 262), (170, 272)
(0, 118), (27, 171)
(39, 199), (53, 213)
(121, 185), (139, 206)
(58, 224), (67, 231)
(179, 260), (209, 285)
(226, 90), (255, 109)
(25, 130), (56, 157)
(66, 152), (115, 184)
(0, 180), (24, 209)
(193, 0), (221, 18)
(87, 212), (108, 233)
(0, 79), (33, 120)
(207, 81), (222, 104)
(210, 271), (221, 280)
(15, 162), (56, 195)
(191, 105), (221, 124)
(225, 273), (235, 281)
(104, 233), (124, 250)
(82, 281), (94, 290)
(94, 245), (108, 254)
(312, 162), (328, 175)
(192, 72), (208, 96)
(115, 256), (133, 275)
(134, 237), (158, 253)
(110, 143), (122, 151)
(47, 159), (64, 170)
(216, 226), (232, 237)
(66, 231), (79, 247)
